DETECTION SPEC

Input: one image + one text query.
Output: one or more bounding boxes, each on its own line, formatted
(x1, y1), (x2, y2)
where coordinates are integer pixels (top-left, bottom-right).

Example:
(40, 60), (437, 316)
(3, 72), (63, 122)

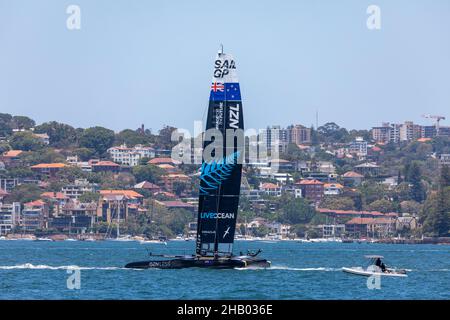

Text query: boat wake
(236, 266), (340, 271)
(0, 263), (127, 270)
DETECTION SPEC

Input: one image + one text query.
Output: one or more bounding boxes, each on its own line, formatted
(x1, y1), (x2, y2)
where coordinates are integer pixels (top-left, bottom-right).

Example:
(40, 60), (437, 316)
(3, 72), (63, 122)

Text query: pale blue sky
(1, 0), (449, 132)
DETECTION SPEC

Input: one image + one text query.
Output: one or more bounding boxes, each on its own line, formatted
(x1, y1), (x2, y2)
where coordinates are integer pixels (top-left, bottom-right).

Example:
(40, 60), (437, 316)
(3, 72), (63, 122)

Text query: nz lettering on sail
(201, 212), (235, 219)
(229, 104), (240, 129)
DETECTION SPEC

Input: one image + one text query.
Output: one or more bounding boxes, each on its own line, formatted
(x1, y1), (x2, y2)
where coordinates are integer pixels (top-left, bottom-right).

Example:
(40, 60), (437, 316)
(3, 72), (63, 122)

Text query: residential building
(400, 121), (422, 141)
(161, 173), (191, 193)
(287, 124), (311, 145)
(1, 179), (20, 193)
(342, 171), (364, 186)
(97, 191), (144, 223)
(294, 179), (324, 203)
(0, 150), (23, 167)
(33, 133), (50, 145)
(440, 154), (450, 167)
(260, 126), (289, 153)
(0, 202), (21, 235)
(30, 163), (66, 178)
(108, 144), (155, 166)
(134, 181), (162, 194)
(22, 200), (48, 231)
(259, 182), (282, 197)
(354, 162), (380, 176)
(349, 137), (368, 157)
(323, 183), (344, 195)
(148, 157), (181, 166)
(91, 161), (120, 173)
(62, 179), (99, 199)
(345, 217), (396, 238)
(372, 123), (392, 144)
(41, 192), (69, 216)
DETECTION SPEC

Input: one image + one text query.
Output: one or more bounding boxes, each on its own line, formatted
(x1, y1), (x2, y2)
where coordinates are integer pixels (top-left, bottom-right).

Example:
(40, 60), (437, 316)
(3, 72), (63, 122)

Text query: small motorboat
(343, 255), (408, 277)
(139, 239), (167, 245)
(35, 237), (53, 242)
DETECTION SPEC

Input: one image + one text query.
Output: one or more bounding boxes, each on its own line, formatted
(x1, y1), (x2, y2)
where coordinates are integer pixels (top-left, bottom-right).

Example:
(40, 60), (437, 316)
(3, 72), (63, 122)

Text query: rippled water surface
(0, 240), (448, 299)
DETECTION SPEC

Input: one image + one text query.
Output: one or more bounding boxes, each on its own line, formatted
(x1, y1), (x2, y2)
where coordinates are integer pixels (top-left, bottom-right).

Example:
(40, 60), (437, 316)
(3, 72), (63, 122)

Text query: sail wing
(196, 51), (244, 256)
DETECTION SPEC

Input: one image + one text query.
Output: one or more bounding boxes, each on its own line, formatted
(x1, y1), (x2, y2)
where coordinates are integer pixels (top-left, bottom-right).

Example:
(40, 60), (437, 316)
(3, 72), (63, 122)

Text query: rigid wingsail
(125, 47), (270, 269)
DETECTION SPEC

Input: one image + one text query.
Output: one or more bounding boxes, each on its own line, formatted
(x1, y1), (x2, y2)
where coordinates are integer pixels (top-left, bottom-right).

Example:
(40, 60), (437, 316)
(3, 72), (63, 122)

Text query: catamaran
(125, 47), (270, 269)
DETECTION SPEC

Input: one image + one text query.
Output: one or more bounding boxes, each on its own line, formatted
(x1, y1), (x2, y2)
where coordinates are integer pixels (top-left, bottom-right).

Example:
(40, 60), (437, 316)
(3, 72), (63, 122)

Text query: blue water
(0, 240), (448, 299)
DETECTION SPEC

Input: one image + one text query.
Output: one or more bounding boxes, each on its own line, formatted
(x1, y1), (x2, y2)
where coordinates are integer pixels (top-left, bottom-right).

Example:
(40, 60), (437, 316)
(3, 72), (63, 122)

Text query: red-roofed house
(1, 150), (23, 167)
(345, 217), (396, 238)
(22, 200), (48, 231)
(134, 181), (161, 193)
(148, 157), (181, 166)
(295, 179), (324, 202)
(92, 161), (120, 173)
(30, 163), (66, 177)
(259, 182), (282, 197)
(342, 171), (364, 186)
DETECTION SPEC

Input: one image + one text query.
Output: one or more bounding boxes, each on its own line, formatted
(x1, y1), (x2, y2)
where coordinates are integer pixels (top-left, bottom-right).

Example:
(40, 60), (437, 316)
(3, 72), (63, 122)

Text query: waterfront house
(345, 217), (396, 239)
(22, 200), (48, 231)
(0, 202), (21, 235)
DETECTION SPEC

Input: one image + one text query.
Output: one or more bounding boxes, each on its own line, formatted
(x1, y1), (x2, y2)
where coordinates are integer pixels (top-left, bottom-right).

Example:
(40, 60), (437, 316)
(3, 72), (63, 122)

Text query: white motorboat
(343, 255), (408, 277)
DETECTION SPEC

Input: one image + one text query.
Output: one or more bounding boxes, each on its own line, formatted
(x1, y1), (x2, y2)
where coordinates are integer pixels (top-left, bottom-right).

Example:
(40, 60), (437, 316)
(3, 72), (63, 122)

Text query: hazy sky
(1, 0), (449, 133)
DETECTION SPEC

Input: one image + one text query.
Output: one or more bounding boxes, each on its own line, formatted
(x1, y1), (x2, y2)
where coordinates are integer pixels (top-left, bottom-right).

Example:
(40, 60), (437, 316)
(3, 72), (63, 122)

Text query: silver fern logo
(199, 151), (240, 195)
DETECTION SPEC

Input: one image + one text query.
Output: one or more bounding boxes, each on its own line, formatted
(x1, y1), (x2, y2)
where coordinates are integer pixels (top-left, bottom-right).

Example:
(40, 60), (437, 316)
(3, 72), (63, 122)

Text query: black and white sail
(196, 49), (244, 257)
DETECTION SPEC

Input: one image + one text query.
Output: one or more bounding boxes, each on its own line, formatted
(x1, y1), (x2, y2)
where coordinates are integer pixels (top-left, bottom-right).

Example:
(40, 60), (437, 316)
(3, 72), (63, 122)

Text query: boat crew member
(375, 258), (386, 272)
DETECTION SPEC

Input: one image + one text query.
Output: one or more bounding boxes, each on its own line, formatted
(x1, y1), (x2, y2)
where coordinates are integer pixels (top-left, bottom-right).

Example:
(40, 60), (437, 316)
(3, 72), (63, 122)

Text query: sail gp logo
(214, 59), (236, 78)
(201, 212), (235, 219)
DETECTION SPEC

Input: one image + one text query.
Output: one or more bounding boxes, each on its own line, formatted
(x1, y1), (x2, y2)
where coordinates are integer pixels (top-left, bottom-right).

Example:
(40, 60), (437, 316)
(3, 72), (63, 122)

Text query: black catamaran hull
(125, 256), (271, 270)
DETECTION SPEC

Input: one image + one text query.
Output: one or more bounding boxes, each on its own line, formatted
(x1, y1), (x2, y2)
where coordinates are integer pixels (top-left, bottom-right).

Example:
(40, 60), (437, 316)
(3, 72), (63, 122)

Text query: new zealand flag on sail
(210, 83), (241, 101)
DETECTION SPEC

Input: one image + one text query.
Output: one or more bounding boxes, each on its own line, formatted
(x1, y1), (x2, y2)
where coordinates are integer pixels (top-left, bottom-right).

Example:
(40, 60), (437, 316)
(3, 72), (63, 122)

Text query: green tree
(79, 127), (115, 156)
(71, 148), (96, 161)
(79, 192), (100, 203)
(367, 199), (396, 213)
(114, 129), (151, 147)
(132, 164), (163, 183)
(320, 196), (355, 210)
(9, 132), (44, 151)
(279, 196), (316, 225)
(11, 116), (35, 130)
(0, 113), (13, 136)
(5, 184), (42, 203)
(407, 162), (426, 202)
(34, 121), (77, 147)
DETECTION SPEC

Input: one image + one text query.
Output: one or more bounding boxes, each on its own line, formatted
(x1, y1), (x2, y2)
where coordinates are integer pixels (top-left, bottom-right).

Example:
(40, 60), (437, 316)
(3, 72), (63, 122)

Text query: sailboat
(125, 47), (270, 269)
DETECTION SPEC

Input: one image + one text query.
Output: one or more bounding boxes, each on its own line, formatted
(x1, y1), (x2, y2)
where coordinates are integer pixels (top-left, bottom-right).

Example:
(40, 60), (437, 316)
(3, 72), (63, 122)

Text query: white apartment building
(0, 202), (21, 235)
(62, 179), (99, 199)
(349, 137), (368, 157)
(107, 144), (155, 166)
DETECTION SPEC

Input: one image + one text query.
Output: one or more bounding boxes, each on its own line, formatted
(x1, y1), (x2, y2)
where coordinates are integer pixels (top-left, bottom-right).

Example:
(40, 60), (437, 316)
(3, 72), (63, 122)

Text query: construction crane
(422, 114), (446, 135)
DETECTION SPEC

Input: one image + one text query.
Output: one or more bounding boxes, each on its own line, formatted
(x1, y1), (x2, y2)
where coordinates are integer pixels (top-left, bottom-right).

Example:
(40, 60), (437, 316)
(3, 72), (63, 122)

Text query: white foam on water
(0, 263), (126, 270)
(236, 266), (339, 271)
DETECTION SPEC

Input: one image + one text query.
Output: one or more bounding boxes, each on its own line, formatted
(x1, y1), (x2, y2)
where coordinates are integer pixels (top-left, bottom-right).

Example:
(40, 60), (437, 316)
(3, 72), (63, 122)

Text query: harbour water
(0, 240), (448, 299)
